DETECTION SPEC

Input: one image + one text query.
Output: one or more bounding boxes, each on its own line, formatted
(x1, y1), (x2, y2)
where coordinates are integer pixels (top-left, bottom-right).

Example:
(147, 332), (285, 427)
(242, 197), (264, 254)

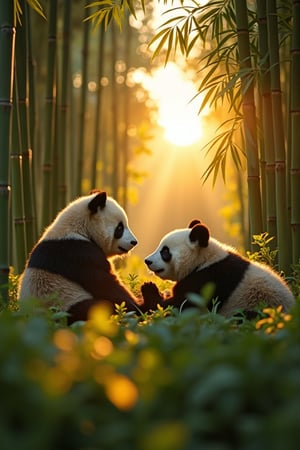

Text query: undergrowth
(0, 236), (299, 450)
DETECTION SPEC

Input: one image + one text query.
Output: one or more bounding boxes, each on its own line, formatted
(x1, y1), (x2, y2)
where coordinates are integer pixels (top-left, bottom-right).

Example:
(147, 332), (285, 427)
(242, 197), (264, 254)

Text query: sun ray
(135, 63), (208, 147)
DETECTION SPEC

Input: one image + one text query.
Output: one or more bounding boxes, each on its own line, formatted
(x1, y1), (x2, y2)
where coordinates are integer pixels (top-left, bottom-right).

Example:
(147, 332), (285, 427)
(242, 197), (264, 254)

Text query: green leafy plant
(246, 232), (278, 268)
(1, 294), (300, 450)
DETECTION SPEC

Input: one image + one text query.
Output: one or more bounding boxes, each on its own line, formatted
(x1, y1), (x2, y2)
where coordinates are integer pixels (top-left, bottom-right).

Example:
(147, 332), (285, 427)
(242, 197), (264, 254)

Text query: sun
(135, 63), (205, 147)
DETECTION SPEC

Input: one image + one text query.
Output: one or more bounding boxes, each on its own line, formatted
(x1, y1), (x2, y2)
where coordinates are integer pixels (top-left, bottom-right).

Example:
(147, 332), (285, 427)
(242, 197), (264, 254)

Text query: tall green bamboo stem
(257, 0), (277, 243)
(234, 0), (263, 239)
(122, 16), (132, 209)
(52, 73), (59, 214)
(0, 2), (15, 301)
(57, 0), (71, 209)
(111, 21), (119, 200)
(41, 0), (57, 228)
(11, 36), (27, 273)
(290, 0), (300, 264)
(266, 0), (291, 273)
(91, 23), (105, 190)
(77, 0), (90, 196)
(24, 4), (37, 244)
(27, 7), (36, 170)
(11, 83), (26, 273)
(14, 1), (36, 256)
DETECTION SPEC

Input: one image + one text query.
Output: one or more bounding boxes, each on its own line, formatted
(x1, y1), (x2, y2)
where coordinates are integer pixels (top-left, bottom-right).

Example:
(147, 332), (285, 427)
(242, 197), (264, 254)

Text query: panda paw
(141, 282), (163, 310)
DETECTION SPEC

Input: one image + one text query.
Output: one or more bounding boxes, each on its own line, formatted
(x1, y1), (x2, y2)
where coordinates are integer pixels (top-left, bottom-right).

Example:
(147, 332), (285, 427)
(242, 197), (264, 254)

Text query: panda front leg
(140, 282), (165, 311)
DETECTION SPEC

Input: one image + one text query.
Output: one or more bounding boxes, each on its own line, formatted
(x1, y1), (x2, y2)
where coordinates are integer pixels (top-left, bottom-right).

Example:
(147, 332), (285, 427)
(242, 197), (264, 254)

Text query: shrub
(0, 296), (300, 450)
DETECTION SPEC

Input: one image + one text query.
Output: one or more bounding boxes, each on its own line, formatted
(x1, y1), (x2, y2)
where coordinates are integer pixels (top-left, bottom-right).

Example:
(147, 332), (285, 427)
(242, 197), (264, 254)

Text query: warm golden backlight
(135, 63), (205, 147)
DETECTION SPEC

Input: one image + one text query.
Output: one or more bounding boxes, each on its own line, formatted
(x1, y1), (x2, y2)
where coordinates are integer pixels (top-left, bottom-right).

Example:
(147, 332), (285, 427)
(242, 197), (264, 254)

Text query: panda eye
(160, 246), (171, 263)
(114, 222), (124, 239)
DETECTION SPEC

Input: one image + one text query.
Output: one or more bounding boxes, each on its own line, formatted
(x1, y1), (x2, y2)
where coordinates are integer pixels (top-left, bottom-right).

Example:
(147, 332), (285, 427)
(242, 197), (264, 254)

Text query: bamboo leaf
(15, 0), (46, 24)
(176, 26), (187, 54)
(165, 28), (174, 62)
(150, 29), (171, 61)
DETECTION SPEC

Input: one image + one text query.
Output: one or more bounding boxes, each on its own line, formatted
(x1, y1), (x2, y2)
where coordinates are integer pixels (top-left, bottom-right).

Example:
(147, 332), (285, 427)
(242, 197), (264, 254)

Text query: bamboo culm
(0, 2), (15, 301)
(234, 0), (263, 238)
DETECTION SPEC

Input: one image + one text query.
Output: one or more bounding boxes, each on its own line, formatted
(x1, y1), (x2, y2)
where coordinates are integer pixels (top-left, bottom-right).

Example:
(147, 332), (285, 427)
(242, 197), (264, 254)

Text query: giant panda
(18, 190), (143, 324)
(141, 220), (295, 317)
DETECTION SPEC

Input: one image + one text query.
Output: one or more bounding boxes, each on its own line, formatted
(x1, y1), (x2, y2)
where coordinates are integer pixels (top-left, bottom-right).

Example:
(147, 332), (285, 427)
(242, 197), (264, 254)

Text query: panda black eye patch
(160, 246), (172, 262)
(114, 221), (124, 239)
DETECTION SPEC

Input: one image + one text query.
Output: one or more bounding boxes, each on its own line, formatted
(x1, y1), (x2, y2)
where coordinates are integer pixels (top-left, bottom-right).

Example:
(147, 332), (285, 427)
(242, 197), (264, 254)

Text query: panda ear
(88, 191), (107, 214)
(188, 219), (201, 229)
(189, 224), (209, 247)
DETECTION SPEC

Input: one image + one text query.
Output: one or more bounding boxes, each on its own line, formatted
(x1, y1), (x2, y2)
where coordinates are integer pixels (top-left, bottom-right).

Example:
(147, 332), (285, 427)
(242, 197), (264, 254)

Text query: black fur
(88, 191), (107, 214)
(28, 239), (141, 322)
(141, 252), (250, 311)
(189, 224), (210, 247)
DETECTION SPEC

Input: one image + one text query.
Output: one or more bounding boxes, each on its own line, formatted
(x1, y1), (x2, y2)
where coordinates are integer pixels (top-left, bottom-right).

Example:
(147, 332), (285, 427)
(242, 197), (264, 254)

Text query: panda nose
(145, 259), (152, 267)
(131, 240), (138, 247)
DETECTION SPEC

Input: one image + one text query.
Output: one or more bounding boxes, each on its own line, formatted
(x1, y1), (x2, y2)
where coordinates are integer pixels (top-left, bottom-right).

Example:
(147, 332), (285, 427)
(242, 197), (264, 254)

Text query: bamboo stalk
(11, 42), (27, 273)
(290, 0), (300, 264)
(0, 1), (15, 301)
(52, 73), (59, 215)
(121, 15), (132, 210)
(25, 4), (37, 242)
(41, 0), (57, 228)
(257, 0), (277, 244)
(91, 23), (105, 190)
(111, 21), (119, 200)
(57, 0), (71, 209)
(234, 0), (263, 239)
(76, 0), (90, 196)
(266, 0), (291, 273)
(11, 88), (26, 272)
(14, 1), (36, 256)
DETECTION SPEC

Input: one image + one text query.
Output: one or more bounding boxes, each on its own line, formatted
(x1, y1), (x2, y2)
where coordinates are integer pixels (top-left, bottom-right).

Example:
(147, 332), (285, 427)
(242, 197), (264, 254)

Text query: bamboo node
(14, 217), (26, 225)
(266, 163), (275, 171)
(275, 161), (286, 170)
(290, 168), (300, 175)
(0, 185), (11, 194)
(0, 267), (10, 276)
(247, 175), (260, 180)
(0, 99), (12, 107)
(42, 164), (52, 172)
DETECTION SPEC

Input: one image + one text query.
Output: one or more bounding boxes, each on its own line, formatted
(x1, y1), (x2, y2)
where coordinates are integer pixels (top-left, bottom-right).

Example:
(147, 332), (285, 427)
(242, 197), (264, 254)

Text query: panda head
(144, 220), (211, 281)
(43, 190), (138, 258)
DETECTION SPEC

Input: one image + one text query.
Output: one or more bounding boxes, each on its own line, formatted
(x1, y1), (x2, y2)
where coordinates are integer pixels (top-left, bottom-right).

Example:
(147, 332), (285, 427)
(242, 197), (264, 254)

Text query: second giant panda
(141, 220), (295, 317)
(18, 190), (143, 324)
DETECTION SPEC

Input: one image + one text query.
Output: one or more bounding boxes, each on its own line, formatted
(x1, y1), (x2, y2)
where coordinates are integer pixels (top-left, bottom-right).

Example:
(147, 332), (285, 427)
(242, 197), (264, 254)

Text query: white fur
(39, 194), (137, 257)
(19, 269), (92, 310)
(145, 227), (295, 315)
(18, 192), (137, 305)
(146, 229), (229, 281)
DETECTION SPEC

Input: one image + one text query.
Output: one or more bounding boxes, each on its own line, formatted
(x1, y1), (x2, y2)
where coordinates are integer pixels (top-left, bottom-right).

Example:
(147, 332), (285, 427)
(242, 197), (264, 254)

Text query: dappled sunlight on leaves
(255, 305), (292, 335)
(104, 373), (139, 411)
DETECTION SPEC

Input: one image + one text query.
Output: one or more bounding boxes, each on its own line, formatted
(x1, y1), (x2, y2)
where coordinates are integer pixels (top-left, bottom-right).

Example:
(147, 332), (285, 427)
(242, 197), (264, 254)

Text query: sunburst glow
(135, 63), (206, 147)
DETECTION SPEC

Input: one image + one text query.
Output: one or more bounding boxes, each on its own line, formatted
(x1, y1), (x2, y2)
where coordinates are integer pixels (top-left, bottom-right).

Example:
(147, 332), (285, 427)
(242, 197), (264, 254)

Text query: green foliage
(246, 232), (278, 268)
(15, 0), (46, 24)
(85, 0), (146, 30)
(2, 256), (298, 450)
(0, 296), (300, 450)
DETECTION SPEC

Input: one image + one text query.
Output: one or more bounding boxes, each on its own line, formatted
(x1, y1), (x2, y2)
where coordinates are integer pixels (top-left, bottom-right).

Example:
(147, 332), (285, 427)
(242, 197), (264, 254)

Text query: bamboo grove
(0, 0), (152, 301)
(0, 0), (299, 302)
